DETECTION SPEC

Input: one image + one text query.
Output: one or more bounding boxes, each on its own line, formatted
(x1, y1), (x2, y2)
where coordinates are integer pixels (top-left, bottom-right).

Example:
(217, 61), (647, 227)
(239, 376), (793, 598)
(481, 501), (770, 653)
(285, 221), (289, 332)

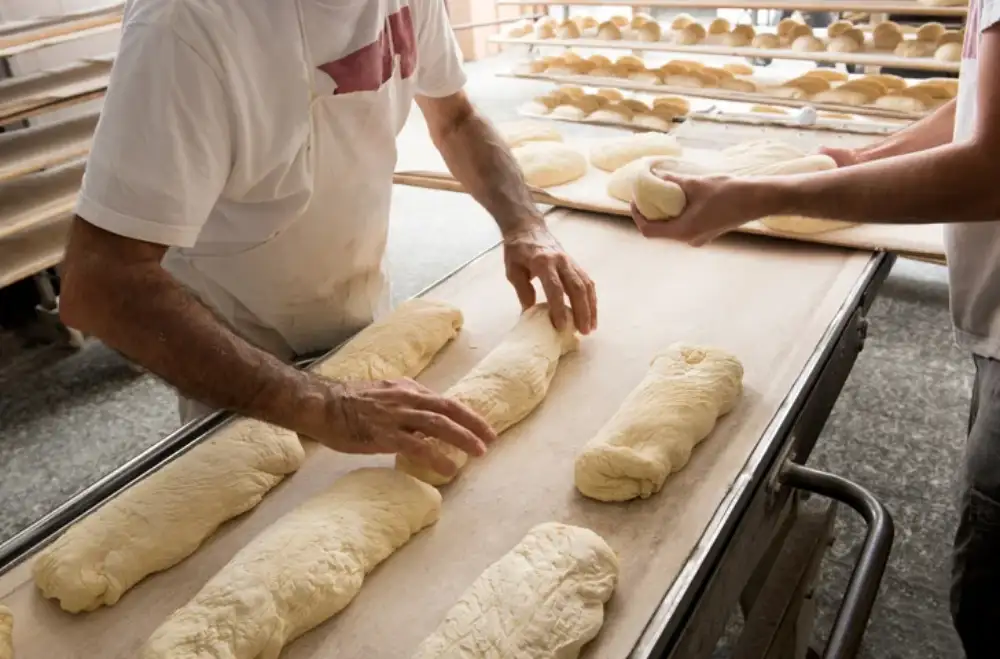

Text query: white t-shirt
(944, 0), (1000, 359)
(75, 0), (466, 255)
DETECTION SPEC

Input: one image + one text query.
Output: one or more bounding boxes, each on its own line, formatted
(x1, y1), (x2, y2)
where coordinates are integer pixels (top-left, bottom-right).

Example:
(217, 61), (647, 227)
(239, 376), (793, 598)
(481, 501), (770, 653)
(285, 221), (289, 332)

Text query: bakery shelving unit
(486, 0), (965, 131)
(0, 4), (121, 342)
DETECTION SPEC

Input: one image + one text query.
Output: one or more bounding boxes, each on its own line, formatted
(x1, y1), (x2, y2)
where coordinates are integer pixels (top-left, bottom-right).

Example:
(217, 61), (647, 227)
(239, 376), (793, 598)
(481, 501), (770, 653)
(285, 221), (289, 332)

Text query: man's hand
(631, 173), (775, 246)
(304, 377), (497, 477)
(503, 222), (597, 333)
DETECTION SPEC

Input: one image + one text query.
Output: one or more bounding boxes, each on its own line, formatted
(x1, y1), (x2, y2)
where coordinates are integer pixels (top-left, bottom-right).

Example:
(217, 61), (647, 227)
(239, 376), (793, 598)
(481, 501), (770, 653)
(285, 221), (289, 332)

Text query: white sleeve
(76, 21), (231, 248)
(413, 0), (467, 98)
(983, 0), (1000, 29)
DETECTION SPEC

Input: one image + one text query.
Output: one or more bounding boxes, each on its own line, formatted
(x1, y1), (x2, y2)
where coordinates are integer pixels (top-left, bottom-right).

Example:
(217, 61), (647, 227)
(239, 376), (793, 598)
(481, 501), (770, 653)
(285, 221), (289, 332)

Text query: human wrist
(499, 211), (546, 240)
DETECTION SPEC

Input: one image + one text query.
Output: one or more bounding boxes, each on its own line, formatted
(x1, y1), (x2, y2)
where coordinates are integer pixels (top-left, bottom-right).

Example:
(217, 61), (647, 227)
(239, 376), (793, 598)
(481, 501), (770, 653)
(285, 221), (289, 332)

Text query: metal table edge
(627, 250), (894, 659)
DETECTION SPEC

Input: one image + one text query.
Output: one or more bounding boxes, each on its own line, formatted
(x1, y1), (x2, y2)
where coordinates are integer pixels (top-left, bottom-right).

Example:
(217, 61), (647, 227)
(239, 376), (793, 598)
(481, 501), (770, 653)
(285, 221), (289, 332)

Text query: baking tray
(0, 193), (876, 657)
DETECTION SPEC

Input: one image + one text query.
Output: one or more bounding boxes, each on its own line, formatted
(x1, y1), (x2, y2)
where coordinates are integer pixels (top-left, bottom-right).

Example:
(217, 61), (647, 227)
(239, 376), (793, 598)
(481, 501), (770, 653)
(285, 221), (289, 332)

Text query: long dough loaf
(32, 298), (463, 613)
(0, 606), (11, 659)
(140, 468), (442, 658)
(575, 344), (744, 502)
(411, 522), (619, 659)
(397, 303), (579, 485)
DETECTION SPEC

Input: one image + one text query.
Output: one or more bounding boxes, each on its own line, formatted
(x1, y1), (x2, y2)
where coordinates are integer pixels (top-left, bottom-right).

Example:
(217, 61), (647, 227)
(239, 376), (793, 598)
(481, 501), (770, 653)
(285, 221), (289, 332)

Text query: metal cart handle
(779, 462), (895, 659)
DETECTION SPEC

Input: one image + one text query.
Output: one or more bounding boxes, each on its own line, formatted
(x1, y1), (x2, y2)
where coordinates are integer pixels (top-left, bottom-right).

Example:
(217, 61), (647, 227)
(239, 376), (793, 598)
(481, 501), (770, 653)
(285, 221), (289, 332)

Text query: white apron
(164, 2), (411, 421)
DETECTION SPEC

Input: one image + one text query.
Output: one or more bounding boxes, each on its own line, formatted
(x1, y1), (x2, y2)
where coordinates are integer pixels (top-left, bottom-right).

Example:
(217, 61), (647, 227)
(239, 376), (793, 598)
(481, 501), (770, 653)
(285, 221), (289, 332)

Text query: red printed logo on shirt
(317, 6), (417, 95)
(965, 0), (981, 59)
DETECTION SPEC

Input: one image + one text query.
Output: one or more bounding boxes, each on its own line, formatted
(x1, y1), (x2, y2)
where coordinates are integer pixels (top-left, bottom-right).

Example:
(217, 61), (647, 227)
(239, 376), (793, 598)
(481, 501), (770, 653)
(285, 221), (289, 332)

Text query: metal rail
(492, 0), (967, 16)
(452, 15), (542, 31)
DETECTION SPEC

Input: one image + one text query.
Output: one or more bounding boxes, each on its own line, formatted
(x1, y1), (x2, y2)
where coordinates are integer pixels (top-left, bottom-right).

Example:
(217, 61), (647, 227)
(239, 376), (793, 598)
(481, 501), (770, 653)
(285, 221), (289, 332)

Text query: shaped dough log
(589, 133), (682, 172)
(140, 468), (441, 659)
(397, 304), (579, 485)
(411, 522), (619, 659)
(575, 344), (744, 502)
(33, 298), (462, 614)
(32, 420), (306, 614)
(513, 142), (589, 188)
(0, 606), (11, 659)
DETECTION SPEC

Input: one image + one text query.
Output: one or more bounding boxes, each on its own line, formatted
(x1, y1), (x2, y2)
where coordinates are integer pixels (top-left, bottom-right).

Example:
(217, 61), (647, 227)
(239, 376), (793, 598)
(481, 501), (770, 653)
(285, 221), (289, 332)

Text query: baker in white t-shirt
(629, 3), (1000, 654)
(58, 0), (598, 480)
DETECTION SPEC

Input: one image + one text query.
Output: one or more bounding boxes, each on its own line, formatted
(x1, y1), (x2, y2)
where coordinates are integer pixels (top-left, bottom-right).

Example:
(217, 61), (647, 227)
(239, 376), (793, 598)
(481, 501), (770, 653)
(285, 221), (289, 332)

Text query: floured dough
(396, 304), (578, 485)
(499, 121), (563, 148)
(140, 468), (441, 658)
(33, 298), (462, 614)
(513, 142), (588, 188)
(411, 522), (619, 659)
(760, 215), (857, 234)
(575, 344), (744, 501)
(32, 420), (306, 613)
(313, 298), (464, 381)
(589, 133), (682, 172)
(606, 155), (711, 203)
(0, 606), (11, 659)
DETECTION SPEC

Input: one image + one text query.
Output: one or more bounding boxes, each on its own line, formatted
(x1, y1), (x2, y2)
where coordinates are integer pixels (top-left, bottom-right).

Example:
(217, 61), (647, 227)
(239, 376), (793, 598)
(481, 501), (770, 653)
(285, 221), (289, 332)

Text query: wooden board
(0, 113), (97, 183)
(0, 212), (71, 289)
(0, 160), (84, 241)
(0, 57), (112, 124)
(491, 36), (962, 73)
(395, 125), (945, 262)
(494, 0), (968, 16)
(0, 193), (873, 658)
(501, 71), (929, 122)
(0, 3), (122, 44)
(0, 23), (120, 58)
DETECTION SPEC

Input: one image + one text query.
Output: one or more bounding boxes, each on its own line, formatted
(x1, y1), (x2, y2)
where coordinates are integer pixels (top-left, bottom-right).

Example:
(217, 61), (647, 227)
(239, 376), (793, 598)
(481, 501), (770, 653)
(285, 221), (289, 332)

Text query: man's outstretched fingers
(403, 408), (490, 456)
(558, 260), (591, 332)
(417, 395), (497, 444)
(538, 263), (569, 331)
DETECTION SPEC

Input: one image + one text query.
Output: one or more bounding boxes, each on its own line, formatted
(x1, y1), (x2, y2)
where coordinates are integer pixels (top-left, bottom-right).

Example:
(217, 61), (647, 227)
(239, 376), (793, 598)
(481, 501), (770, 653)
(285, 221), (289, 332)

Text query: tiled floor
(0, 53), (968, 658)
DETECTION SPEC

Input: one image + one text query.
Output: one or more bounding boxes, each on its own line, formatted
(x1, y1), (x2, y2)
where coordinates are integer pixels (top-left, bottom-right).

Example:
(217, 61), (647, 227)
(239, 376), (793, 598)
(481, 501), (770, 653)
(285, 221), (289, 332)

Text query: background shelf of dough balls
(494, 14), (962, 72)
(508, 51), (959, 118)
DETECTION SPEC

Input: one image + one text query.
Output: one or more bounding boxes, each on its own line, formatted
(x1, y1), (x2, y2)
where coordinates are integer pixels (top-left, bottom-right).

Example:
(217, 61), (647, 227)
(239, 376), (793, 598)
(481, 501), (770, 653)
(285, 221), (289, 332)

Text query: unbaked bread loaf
(873, 22), (903, 50)
(499, 121), (564, 148)
(938, 30), (964, 46)
(811, 88), (870, 106)
(708, 17), (731, 35)
(595, 88), (624, 102)
(628, 70), (662, 84)
(874, 93), (932, 113)
(782, 23), (813, 46)
(828, 33), (863, 52)
(721, 78), (757, 92)
(895, 39), (936, 58)
(750, 105), (788, 114)
(589, 132), (683, 172)
(630, 13), (653, 28)
(723, 24), (756, 46)
(792, 35), (826, 52)
(597, 20), (622, 40)
(839, 79), (887, 101)
(588, 54), (613, 68)
(610, 15), (629, 27)
(917, 22), (946, 42)
(556, 19), (581, 39)
(534, 22), (556, 39)
(621, 99), (652, 114)
(935, 42), (962, 62)
(653, 96), (691, 114)
(631, 109), (676, 132)
(590, 102), (635, 125)
(752, 33), (781, 49)
(783, 76), (831, 94)
(803, 69), (848, 82)
(863, 73), (906, 91)
(674, 23), (707, 45)
(637, 21), (662, 42)
(670, 13), (696, 30)
(827, 20), (855, 38)
(723, 62), (754, 75)
(777, 18), (805, 41)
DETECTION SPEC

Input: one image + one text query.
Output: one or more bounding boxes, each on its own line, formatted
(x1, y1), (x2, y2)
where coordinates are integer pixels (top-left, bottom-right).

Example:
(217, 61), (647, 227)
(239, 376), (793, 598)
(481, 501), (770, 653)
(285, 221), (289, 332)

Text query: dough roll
(32, 298), (463, 614)
(0, 605), (12, 659)
(140, 468), (442, 658)
(396, 304), (579, 486)
(411, 522), (619, 659)
(575, 344), (743, 502)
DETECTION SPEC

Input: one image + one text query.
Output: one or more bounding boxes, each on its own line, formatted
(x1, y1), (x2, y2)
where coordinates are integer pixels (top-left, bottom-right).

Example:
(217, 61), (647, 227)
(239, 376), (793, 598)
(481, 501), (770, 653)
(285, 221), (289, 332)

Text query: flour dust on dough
(411, 522), (619, 659)
(512, 142), (588, 188)
(32, 299), (462, 615)
(397, 303), (579, 485)
(31, 420), (305, 614)
(0, 606), (12, 659)
(589, 132), (683, 172)
(313, 298), (464, 381)
(139, 468), (442, 659)
(575, 344), (744, 502)
(499, 121), (564, 148)
(606, 156), (710, 203)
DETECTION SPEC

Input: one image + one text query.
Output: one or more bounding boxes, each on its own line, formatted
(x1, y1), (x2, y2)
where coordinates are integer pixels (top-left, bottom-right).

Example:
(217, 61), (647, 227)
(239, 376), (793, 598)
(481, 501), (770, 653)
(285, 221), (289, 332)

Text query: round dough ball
(935, 42), (962, 62)
(938, 30), (964, 46)
(556, 20), (581, 39)
(670, 13), (696, 30)
(588, 54), (613, 68)
(760, 215), (855, 234)
(722, 77), (757, 92)
(708, 17), (731, 35)
(752, 33), (781, 49)
(590, 132), (683, 172)
(637, 22), (662, 42)
(631, 13), (653, 28)
(632, 158), (707, 220)
(783, 23), (814, 46)
(616, 54), (646, 71)
(595, 88), (624, 102)
(828, 34), (862, 52)
(500, 121), (564, 148)
(723, 62), (754, 76)
(597, 21), (622, 40)
(792, 35), (826, 52)
(803, 69), (849, 82)
(610, 15), (629, 27)
(895, 39), (936, 58)
(512, 142), (588, 188)
(827, 20), (855, 38)
(653, 96), (691, 114)
(873, 22), (903, 50)
(917, 22), (946, 42)
(607, 155), (710, 203)
(590, 103), (634, 125)
(674, 23), (707, 45)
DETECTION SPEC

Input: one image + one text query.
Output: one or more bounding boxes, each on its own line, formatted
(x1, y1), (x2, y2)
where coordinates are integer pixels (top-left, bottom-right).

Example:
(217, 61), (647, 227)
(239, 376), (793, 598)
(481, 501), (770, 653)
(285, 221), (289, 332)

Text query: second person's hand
(301, 377), (497, 477)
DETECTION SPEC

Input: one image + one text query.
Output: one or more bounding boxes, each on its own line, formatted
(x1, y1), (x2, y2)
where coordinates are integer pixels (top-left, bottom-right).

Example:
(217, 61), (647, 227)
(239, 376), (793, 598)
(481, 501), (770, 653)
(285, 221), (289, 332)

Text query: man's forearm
(430, 109), (543, 234)
(61, 219), (318, 429)
(762, 141), (1000, 225)
(857, 99), (957, 162)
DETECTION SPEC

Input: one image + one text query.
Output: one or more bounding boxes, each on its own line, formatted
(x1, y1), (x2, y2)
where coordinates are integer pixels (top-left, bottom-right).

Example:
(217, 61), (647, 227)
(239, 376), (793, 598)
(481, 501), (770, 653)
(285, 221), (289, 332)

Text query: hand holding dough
(140, 469), (441, 658)
(397, 304), (578, 485)
(411, 523), (619, 659)
(575, 344), (744, 502)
